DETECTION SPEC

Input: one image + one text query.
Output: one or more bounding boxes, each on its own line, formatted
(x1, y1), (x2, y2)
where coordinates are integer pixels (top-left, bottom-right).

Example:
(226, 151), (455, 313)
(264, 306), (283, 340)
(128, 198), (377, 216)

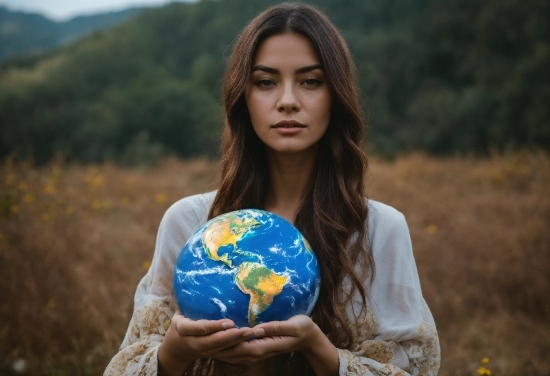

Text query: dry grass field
(1, 152), (549, 375)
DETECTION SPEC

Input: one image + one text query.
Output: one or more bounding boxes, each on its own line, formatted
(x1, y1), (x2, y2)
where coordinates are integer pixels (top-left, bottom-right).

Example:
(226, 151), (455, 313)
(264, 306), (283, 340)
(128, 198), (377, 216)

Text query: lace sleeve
(337, 319), (440, 375)
(104, 296), (172, 375)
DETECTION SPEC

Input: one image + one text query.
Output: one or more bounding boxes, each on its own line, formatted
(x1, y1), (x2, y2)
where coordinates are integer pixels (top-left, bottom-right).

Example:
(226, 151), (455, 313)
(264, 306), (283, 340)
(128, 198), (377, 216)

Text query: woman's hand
(211, 315), (339, 376)
(158, 311), (262, 376)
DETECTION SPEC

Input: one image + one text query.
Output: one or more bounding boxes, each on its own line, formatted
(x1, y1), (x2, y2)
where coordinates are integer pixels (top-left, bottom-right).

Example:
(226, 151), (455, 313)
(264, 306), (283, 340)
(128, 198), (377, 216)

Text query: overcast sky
(0, 0), (196, 21)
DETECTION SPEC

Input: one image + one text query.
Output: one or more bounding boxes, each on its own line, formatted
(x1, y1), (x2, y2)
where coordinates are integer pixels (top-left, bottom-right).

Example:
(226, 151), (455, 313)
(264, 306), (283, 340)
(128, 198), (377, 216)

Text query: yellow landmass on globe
(201, 213), (288, 326)
(202, 213), (260, 267)
(235, 262), (288, 327)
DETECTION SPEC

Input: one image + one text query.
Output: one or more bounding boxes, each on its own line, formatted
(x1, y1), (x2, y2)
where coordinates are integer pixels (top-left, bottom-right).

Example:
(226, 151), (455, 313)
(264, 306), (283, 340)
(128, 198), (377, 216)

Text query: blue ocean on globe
(173, 209), (321, 328)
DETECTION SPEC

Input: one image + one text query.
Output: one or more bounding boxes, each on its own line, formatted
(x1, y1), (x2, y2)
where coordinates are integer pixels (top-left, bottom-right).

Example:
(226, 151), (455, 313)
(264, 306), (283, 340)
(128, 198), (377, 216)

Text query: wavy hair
(206, 3), (373, 375)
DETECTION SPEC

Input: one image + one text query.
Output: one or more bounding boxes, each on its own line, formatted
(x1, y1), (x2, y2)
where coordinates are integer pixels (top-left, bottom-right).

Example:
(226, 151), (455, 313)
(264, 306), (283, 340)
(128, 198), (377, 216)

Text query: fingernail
(253, 328), (265, 337)
(221, 322), (227, 330)
(242, 330), (254, 338)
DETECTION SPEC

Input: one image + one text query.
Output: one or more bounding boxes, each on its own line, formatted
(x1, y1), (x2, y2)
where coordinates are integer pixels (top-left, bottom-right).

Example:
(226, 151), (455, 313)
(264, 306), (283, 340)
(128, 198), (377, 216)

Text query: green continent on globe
(235, 262), (288, 327)
(202, 213), (261, 267)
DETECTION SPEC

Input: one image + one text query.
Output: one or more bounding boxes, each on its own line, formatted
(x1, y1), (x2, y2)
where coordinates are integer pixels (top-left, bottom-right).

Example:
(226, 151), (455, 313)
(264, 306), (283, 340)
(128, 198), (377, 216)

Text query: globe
(173, 209), (321, 328)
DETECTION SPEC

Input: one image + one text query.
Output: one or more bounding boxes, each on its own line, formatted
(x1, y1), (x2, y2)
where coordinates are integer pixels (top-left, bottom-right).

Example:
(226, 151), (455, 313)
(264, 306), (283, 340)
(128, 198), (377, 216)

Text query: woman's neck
(263, 148), (317, 224)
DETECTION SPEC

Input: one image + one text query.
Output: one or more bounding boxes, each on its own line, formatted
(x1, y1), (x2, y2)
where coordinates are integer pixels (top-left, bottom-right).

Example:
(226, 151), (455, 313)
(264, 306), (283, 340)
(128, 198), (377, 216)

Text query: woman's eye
(302, 78), (323, 87)
(255, 79), (276, 88)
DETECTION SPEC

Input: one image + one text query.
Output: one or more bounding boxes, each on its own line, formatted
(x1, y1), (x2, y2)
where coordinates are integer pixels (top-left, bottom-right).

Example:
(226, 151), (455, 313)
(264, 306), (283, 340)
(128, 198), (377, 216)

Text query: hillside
(0, 6), (143, 61)
(0, 0), (548, 164)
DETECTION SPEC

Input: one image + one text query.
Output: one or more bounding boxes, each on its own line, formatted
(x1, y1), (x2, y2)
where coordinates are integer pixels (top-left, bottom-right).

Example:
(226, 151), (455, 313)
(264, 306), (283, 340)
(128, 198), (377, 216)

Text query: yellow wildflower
(89, 175), (105, 189)
(46, 298), (56, 310)
(155, 193), (167, 204)
(44, 184), (55, 194)
(477, 367), (492, 376)
(426, 224), (438, 235)
(84, 168), (105, 189)
(18, 182), (28, 191)
(481, 358), (489, 364)
(42, 213), (52, 222)
(23, 194), (35, 204)
(143, 260), (152, 270)
(10, 205), (19, 214)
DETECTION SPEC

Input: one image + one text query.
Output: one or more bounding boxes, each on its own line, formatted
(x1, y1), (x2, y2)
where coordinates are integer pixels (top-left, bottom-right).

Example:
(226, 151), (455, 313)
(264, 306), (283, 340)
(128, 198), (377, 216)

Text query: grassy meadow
(1, 153), (549, 375)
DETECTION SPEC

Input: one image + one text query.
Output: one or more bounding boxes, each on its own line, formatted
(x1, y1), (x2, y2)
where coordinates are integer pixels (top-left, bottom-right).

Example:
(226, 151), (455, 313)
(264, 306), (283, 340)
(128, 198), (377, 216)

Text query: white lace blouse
(105, 191), (440, 375)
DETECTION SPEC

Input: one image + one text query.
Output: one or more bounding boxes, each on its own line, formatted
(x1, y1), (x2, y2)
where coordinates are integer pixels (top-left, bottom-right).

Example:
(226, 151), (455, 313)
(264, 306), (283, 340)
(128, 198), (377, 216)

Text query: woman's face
(245, 32), (332, 156)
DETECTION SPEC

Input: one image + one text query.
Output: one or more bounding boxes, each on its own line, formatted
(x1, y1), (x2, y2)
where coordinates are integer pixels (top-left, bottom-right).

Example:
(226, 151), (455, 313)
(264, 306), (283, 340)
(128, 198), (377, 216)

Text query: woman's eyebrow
(295, 64), (323, 74)
(251, 64), (324, 74)
(251, 65), (278, 74)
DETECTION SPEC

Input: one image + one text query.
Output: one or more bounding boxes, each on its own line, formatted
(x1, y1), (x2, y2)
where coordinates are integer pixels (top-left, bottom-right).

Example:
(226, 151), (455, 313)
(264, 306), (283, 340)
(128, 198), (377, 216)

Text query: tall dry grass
(0, 153), (548, 375)
(367, 152), (550, 375)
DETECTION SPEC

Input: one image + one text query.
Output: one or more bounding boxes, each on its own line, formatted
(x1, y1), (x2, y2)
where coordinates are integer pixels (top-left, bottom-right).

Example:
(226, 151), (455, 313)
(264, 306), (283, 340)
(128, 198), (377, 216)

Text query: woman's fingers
(166, 314), (315, 364)
(254, 314), (312, 337)
(174, 315), (235, 336)
(170, 314), (257, 353)
(193, 327), (256, 353)
(211, 315), (317, 363)
(253, 321), (290, 337)
(212, 335), (295, 363)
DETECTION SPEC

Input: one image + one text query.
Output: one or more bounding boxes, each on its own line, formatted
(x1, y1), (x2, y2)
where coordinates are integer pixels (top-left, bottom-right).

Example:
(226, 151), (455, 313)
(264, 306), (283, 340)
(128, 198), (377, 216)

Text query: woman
(105, 3), (440, 375)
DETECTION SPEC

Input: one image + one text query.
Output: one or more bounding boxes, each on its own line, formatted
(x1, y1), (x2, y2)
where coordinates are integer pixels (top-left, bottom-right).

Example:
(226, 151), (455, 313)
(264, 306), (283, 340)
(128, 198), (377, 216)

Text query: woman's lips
(271, 120), (306, 135)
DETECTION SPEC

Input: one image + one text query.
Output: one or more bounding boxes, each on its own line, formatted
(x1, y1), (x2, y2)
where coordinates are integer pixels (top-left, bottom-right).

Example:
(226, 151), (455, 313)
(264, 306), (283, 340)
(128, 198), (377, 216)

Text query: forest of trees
(0, 0), (548, 164)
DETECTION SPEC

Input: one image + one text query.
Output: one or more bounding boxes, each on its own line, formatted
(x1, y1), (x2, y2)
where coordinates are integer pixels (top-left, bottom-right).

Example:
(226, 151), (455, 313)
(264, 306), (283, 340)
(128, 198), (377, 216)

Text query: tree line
(0, 0), (548, 165)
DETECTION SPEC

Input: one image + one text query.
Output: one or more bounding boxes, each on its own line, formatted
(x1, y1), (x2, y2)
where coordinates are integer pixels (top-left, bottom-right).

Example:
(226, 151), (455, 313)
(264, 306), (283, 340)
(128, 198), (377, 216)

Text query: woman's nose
(277, 83), (300, 112)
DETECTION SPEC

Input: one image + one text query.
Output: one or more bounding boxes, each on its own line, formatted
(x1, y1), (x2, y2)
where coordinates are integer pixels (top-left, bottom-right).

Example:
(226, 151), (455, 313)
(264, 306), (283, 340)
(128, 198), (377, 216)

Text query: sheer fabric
(105, 191), (440, 375)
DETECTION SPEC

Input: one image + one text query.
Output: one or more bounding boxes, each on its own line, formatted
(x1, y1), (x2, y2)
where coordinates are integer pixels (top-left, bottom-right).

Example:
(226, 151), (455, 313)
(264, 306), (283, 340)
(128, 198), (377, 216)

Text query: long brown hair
(207, 3), (373, 375)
